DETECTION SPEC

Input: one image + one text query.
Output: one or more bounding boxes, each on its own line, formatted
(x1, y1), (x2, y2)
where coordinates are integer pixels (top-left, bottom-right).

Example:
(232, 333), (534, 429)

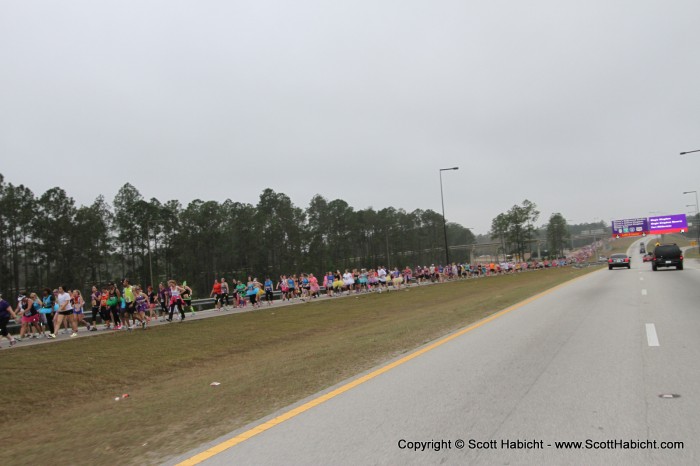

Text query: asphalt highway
(171, 237), (699, 465)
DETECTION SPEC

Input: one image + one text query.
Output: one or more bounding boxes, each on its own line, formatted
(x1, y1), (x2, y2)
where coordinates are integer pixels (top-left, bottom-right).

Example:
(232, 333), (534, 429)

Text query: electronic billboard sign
(611, 218), (648, 237)
(648, 214), (688, 235)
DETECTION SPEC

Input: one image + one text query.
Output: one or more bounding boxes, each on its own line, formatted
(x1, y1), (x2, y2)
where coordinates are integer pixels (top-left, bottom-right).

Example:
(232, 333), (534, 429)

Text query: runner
(391, 268), (403, 290)
(89, 286), (101, 330)
(210, 279), (222, 311)
(146, 285), (158, 322)
(167, 280), (186, 322)
(133, 286), (149, 329)
(300, 274), (310, 300)
(358, 269), (368, 292)
(48, 285), (74, 339)
(377, 266), (388, 291)
(50, 289), (68, 334)
(368, 269), (378, 290)
(324, 272), (334, 297)
(39, 288), (55, 336)
(342, 269), (354, 295)
(229, 279), (239, 307)
(0, 292), (18, 347)
(308, 273), (320, 299)
(157, 283), (169, 321)
(220, 278), (230, 309)
(26, 293), (45, 337)
(71, 289), (93, 333)
(122, 279), (138, 329)
(246, 278), (261, 308)
(16, 293), (38, 341)
(106, 283), (122, 330)
(296, 275), (303, 299)
(257, 284), (265, 304)
(182, 281), (194, 315)
(278, 275), (289, 301)
(333, 271), (343, 295)
(98, 287), (111, 329)
(286, 276), (296, 301)
(402, 266), (412, 286)
(235, 280), (247, 307)
(264, 277), (274, 305)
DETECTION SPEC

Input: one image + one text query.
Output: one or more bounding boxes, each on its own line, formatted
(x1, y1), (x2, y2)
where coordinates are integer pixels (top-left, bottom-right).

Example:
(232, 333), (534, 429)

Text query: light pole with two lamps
(439, 167), (459, 265)
(683, 190), (700, 251)
(679, 149), (700, 249)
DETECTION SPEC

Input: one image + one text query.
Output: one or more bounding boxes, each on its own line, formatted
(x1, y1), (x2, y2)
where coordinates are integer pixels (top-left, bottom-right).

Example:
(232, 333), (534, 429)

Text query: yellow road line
(176, 270), (597, 466)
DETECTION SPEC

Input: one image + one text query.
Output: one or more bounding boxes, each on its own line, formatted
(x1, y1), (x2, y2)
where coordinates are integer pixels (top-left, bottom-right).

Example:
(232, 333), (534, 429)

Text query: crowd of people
(0, 257), (582, 348)
(0, 278), (199, 346)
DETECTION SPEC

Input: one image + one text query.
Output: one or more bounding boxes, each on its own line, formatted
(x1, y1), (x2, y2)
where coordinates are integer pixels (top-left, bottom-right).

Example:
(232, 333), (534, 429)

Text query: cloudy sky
(1, 0), (699, 234)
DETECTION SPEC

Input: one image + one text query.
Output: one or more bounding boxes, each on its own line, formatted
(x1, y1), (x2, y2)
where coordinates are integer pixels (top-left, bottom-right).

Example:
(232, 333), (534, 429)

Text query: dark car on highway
(608, 253), (631, 270)
(651, 244), (683, 271)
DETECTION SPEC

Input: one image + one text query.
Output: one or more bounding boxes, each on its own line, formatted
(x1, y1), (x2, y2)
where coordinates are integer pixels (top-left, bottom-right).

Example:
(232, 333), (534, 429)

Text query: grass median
(1, 266), (601, 465)
(604, 236), (637, 255)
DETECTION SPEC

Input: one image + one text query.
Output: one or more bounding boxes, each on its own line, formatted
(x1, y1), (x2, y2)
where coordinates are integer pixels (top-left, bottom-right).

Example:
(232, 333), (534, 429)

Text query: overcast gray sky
(2, 0), (699, 234)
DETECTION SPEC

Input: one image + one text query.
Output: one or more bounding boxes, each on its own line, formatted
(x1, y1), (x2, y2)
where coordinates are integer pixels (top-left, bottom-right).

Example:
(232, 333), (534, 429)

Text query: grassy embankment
(601, 236), (638, 256)
(1, 266), (601, 465)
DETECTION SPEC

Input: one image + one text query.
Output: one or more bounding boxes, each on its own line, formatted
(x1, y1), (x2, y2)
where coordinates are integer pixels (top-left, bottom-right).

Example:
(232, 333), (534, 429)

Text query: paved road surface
(170, 237), (699, 465)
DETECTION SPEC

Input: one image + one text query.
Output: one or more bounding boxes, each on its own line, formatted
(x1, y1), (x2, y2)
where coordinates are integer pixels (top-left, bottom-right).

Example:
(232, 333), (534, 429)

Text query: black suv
(651, 244), (684, 271)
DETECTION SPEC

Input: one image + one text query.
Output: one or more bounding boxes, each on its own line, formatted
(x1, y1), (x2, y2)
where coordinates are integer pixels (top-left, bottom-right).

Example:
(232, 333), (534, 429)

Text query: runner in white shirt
(377, 267), (387, 291)
(342, 270), (354, 295)
(49, 286), (73, 339)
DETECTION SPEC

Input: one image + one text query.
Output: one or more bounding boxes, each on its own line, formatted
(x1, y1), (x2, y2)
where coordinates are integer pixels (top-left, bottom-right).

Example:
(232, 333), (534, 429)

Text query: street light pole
(683, 190), (700, 251)
(146, 219), (154, 287)
(439, 167), (459, 265)
(681, 147), (700, 250)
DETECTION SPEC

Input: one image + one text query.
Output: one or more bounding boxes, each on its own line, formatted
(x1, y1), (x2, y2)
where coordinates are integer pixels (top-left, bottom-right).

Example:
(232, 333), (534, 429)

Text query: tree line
(0, 174), (477, 297)
(1, 173), (608, 298)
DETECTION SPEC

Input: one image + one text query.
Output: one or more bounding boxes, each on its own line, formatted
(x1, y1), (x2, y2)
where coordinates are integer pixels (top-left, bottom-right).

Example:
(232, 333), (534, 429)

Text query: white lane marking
(642, 289), (647, 296)
(646, 324), (660, 347)
(640, 277), (644, 281)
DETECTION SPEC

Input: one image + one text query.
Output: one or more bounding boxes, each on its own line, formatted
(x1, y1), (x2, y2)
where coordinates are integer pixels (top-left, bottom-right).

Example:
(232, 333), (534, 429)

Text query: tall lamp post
(680, 149), (699, 243)
(680, 149), (700, 248)
(683, 190), (700, 251)
(146, 219), (154, 288)
(439, 167), (459, 265)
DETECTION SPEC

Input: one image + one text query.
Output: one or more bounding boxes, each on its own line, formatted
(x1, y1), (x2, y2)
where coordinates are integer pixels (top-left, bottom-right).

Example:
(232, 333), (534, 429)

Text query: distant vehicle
(640, 245), (646, 254)
(608, 253), (631, 270)
(643, 253), (653, 262)
(651, 244), (683, 271)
